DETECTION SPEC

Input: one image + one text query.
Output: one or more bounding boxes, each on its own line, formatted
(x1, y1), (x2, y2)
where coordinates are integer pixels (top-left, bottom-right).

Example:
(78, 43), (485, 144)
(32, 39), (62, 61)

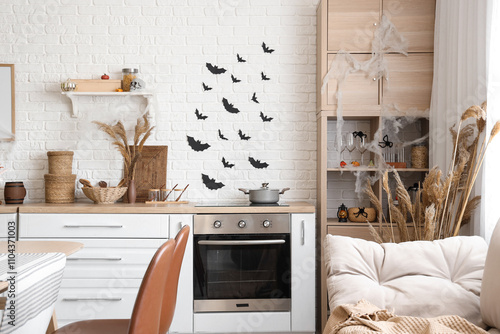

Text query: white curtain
(429, 0), (492, 238)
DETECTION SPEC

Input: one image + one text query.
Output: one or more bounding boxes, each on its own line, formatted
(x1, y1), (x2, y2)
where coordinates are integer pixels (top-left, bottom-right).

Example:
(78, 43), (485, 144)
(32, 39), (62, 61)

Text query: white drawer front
(19, 214), (169, 238)
(194, 312), (291, 333)
(0, 213), (16, 241)
(56, 278), (141, 323)
(61, 238), (164, 279)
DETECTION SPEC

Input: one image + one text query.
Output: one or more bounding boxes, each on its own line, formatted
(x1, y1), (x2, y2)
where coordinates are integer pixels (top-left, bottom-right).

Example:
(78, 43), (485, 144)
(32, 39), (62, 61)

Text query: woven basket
(348, 207), (377, 222)
(44, 174), (76, 203)
(47, 151), (74, 175)
(82, 187), (128, 204)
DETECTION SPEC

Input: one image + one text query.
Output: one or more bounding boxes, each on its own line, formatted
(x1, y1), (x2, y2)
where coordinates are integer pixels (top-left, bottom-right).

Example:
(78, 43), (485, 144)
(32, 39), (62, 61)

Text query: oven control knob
(238, 220), (246, 228)
(213, 220), (222, 228)
(262, 220), (271, 228)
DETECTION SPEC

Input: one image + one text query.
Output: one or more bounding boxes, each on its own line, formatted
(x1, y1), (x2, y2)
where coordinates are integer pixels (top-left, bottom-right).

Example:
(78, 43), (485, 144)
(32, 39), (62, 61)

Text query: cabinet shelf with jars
(316, 0), (435, 331)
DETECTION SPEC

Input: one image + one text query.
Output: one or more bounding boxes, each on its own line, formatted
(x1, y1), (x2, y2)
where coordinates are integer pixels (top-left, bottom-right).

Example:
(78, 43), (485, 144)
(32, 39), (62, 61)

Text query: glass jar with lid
(122, 68), (139, 92)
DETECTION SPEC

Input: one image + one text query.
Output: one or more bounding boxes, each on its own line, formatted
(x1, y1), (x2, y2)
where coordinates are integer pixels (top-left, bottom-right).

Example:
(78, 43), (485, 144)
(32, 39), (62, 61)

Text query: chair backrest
(481, 218), (500, 329)
(128, 239), (175, 334)
(159, 225), (190, 334)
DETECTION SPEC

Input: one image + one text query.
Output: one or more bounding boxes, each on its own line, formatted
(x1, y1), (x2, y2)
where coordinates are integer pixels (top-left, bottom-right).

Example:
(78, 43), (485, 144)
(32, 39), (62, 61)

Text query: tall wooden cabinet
(316, 0), (435, 331)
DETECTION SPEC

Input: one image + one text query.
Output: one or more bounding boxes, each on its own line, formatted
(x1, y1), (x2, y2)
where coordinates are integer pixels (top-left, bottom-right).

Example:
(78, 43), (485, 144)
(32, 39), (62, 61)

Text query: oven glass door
(193, 234), (291, 312)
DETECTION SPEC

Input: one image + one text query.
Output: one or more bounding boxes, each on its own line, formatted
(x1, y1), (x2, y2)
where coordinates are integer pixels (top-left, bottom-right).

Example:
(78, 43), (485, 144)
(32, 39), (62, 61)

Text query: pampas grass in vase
(94, 113), (154, 186)
(366, 101), (500, 242)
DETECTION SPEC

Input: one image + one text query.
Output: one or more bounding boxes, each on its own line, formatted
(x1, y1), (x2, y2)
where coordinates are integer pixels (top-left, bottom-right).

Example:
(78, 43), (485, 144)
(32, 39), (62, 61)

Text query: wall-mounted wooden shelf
(61, 91), (154, 118)
(327, 167), (429, 172)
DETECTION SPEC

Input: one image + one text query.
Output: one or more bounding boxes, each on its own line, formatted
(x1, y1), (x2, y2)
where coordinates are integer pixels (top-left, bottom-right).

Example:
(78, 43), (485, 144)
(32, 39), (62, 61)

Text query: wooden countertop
(0, 205), (18, 213)
(17, 201), (315, 214)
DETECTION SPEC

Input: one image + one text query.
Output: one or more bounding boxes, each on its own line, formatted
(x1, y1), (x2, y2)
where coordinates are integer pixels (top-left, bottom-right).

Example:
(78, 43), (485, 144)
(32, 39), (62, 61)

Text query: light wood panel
(383, 0), (436, 52)
(382, 53), (434, 110)
(0, 241), (83, 256)
(326, 54), (380, 106)
(327, 0), (381, 52)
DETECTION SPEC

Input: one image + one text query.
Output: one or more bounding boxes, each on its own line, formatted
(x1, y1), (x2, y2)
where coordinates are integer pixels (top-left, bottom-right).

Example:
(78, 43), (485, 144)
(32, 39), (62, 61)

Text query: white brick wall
(0, 0), (319, 203)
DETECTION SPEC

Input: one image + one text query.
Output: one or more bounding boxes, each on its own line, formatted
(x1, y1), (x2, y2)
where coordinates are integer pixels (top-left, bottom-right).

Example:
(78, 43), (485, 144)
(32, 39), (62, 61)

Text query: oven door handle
(197, 240), (286, 246)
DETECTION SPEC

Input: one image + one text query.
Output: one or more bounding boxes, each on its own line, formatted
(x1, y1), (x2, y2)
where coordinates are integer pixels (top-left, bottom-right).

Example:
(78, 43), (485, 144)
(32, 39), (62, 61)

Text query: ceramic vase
(127, 179), (137, 204)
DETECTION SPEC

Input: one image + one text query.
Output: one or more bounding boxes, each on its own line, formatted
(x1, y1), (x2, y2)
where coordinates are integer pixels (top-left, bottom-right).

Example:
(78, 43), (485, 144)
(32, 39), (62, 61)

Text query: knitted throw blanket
(323, 300), (488, 334)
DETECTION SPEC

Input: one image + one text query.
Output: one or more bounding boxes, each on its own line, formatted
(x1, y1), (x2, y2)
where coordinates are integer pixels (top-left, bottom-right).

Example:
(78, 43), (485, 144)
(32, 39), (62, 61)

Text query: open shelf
(327, 167), (429, 172)
(61, 91), (154, 117)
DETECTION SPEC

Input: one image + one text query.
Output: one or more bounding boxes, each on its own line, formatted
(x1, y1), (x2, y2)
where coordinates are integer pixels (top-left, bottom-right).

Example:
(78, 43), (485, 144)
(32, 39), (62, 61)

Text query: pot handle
(238, 188), (250, 195)
(279, 188), (290, 195)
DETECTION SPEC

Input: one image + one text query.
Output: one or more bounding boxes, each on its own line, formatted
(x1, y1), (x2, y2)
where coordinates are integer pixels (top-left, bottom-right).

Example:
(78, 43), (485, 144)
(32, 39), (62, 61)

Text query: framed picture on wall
(0, 64), (15, 140)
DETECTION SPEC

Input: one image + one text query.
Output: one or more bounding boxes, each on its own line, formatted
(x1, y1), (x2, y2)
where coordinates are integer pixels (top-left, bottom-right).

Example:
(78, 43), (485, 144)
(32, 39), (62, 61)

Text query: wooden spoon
(162, 184), (178, 201)
(175, 184), (189, 201)
(79, 179), (92, 188)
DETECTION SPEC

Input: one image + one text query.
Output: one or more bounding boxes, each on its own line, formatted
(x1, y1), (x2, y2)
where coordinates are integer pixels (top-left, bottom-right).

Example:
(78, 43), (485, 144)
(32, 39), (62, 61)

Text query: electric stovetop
(195, 201), (289, 207)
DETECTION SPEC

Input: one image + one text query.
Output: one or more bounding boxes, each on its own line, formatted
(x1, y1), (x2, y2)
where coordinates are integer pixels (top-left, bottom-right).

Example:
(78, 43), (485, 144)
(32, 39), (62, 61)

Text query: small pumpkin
(61, 79), (76, 92)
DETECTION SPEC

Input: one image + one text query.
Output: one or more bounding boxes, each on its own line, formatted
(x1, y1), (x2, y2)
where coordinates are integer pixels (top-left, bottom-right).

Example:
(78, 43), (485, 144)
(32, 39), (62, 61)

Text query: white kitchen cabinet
(291, 213), (316, 333)
(18, 213), (194, 331)
(0, 213), (16, 241)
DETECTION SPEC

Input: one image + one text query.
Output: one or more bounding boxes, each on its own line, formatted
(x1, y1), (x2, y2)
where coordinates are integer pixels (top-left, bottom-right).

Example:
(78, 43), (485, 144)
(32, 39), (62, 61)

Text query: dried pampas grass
(368, 101), (500, 242)
(94, 113), (154, 183)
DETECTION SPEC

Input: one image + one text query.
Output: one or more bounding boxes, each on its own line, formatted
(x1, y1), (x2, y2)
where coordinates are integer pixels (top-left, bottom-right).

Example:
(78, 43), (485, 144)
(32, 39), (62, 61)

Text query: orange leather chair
(53, 225), (190, 334)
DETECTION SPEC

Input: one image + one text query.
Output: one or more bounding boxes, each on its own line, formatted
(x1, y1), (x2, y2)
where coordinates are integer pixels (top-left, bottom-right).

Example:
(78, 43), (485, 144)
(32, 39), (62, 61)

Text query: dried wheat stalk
(367, 101), (500, 243)
(94, 113), (154, 183)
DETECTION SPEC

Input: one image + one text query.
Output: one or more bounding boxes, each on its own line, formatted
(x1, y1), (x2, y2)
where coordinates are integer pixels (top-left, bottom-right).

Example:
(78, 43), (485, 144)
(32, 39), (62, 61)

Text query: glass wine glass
(346, 132), (356, 162)
(357, 136), (368, 165)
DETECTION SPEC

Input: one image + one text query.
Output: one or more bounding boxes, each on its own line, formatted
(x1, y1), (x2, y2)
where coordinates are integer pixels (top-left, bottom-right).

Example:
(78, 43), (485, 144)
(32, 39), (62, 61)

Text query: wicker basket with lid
(47, 151), (74, 175)
(44, 174), (76, 204)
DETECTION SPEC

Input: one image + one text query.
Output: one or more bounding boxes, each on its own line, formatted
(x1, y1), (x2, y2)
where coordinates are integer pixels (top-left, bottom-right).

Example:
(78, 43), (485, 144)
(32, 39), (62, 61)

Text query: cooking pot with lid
(238, 183), (290, 204)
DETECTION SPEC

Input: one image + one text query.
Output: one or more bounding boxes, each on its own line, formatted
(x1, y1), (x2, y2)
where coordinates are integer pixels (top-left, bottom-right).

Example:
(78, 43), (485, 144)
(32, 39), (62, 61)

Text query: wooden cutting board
(125, 145), (168, 203)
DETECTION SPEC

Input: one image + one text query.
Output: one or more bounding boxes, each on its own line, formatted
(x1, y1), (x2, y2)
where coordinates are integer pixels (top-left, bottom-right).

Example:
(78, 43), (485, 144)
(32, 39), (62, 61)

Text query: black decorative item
(353, 131), (367, 139)
(238, 129), (251, 141)
(262, 42), (275, 54)
(206, 62), (227, 75)
(261, 72), (270, 81)
(222, 98), (241, 114)
(202, 174), (225, 190)
(187, 136), (211, 152)
(202, 82), (212, 91)
(231, 74), (241, 83)
(218, 129), (228, 140)
(337, 203), (348, 222)
(222, 157), (234, 168)
(378, 135), (393, 148)
(249, 156), (268, 169)
(236, 53), (246, 63)
(251, 92), (259, 104)
(352, 207), (368, 219)
(259, 111), (273, 122)
(195, 109), (208, 120)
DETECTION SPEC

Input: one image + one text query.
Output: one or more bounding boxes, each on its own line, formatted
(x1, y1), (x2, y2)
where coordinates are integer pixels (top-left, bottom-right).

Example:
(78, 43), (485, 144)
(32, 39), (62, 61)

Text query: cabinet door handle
(64, 225), (123, 228)
(67, 257), (122, 261)
(301, 220), (305, 246)
(62, 298), (122, 302)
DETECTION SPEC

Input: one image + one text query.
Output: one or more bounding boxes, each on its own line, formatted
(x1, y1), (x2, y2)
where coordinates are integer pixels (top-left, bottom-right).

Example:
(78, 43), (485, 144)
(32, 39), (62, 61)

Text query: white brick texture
(0, 0), (320, 203)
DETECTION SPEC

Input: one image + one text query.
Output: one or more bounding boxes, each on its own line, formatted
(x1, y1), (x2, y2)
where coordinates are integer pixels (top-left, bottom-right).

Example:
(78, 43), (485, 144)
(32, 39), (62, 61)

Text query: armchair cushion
(481, 220), (500, 329)
(324, 235), (488, 328)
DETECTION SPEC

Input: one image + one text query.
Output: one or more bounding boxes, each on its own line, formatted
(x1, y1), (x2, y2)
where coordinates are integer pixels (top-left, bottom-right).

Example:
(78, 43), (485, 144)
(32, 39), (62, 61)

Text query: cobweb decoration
(320, 15), (429, 194)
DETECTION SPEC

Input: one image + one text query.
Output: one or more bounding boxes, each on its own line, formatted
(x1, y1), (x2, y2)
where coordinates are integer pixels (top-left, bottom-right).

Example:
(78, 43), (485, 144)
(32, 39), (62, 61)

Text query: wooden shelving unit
(316, 0), (436, 331)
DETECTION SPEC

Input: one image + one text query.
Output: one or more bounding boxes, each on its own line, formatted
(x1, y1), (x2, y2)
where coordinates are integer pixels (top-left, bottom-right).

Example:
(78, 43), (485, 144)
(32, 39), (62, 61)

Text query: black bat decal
(249, 156), (269, 169)
(195, 109), (208, 120)
(237, 53), (246, 62)
(222, 157), (235, 168)
(202, 173), (225, 190)
(251, 92), (259, 104)
(218, 129), (228, 140)
(206, 62), (227, 75)
(262, 42), (275, 54)
(222, 98), (240, 114)
(202, 82), (212, 91)
(187, 135), (211, 152)
(261, 72), (270, 81)
(231, 74), (241, 83)
(238, 129), (251, 141)
(259, 111), (273, 122)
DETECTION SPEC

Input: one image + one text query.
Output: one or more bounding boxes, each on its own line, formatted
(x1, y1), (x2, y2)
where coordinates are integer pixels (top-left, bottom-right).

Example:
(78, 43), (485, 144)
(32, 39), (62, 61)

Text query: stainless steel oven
(193, 213), (291, 313)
